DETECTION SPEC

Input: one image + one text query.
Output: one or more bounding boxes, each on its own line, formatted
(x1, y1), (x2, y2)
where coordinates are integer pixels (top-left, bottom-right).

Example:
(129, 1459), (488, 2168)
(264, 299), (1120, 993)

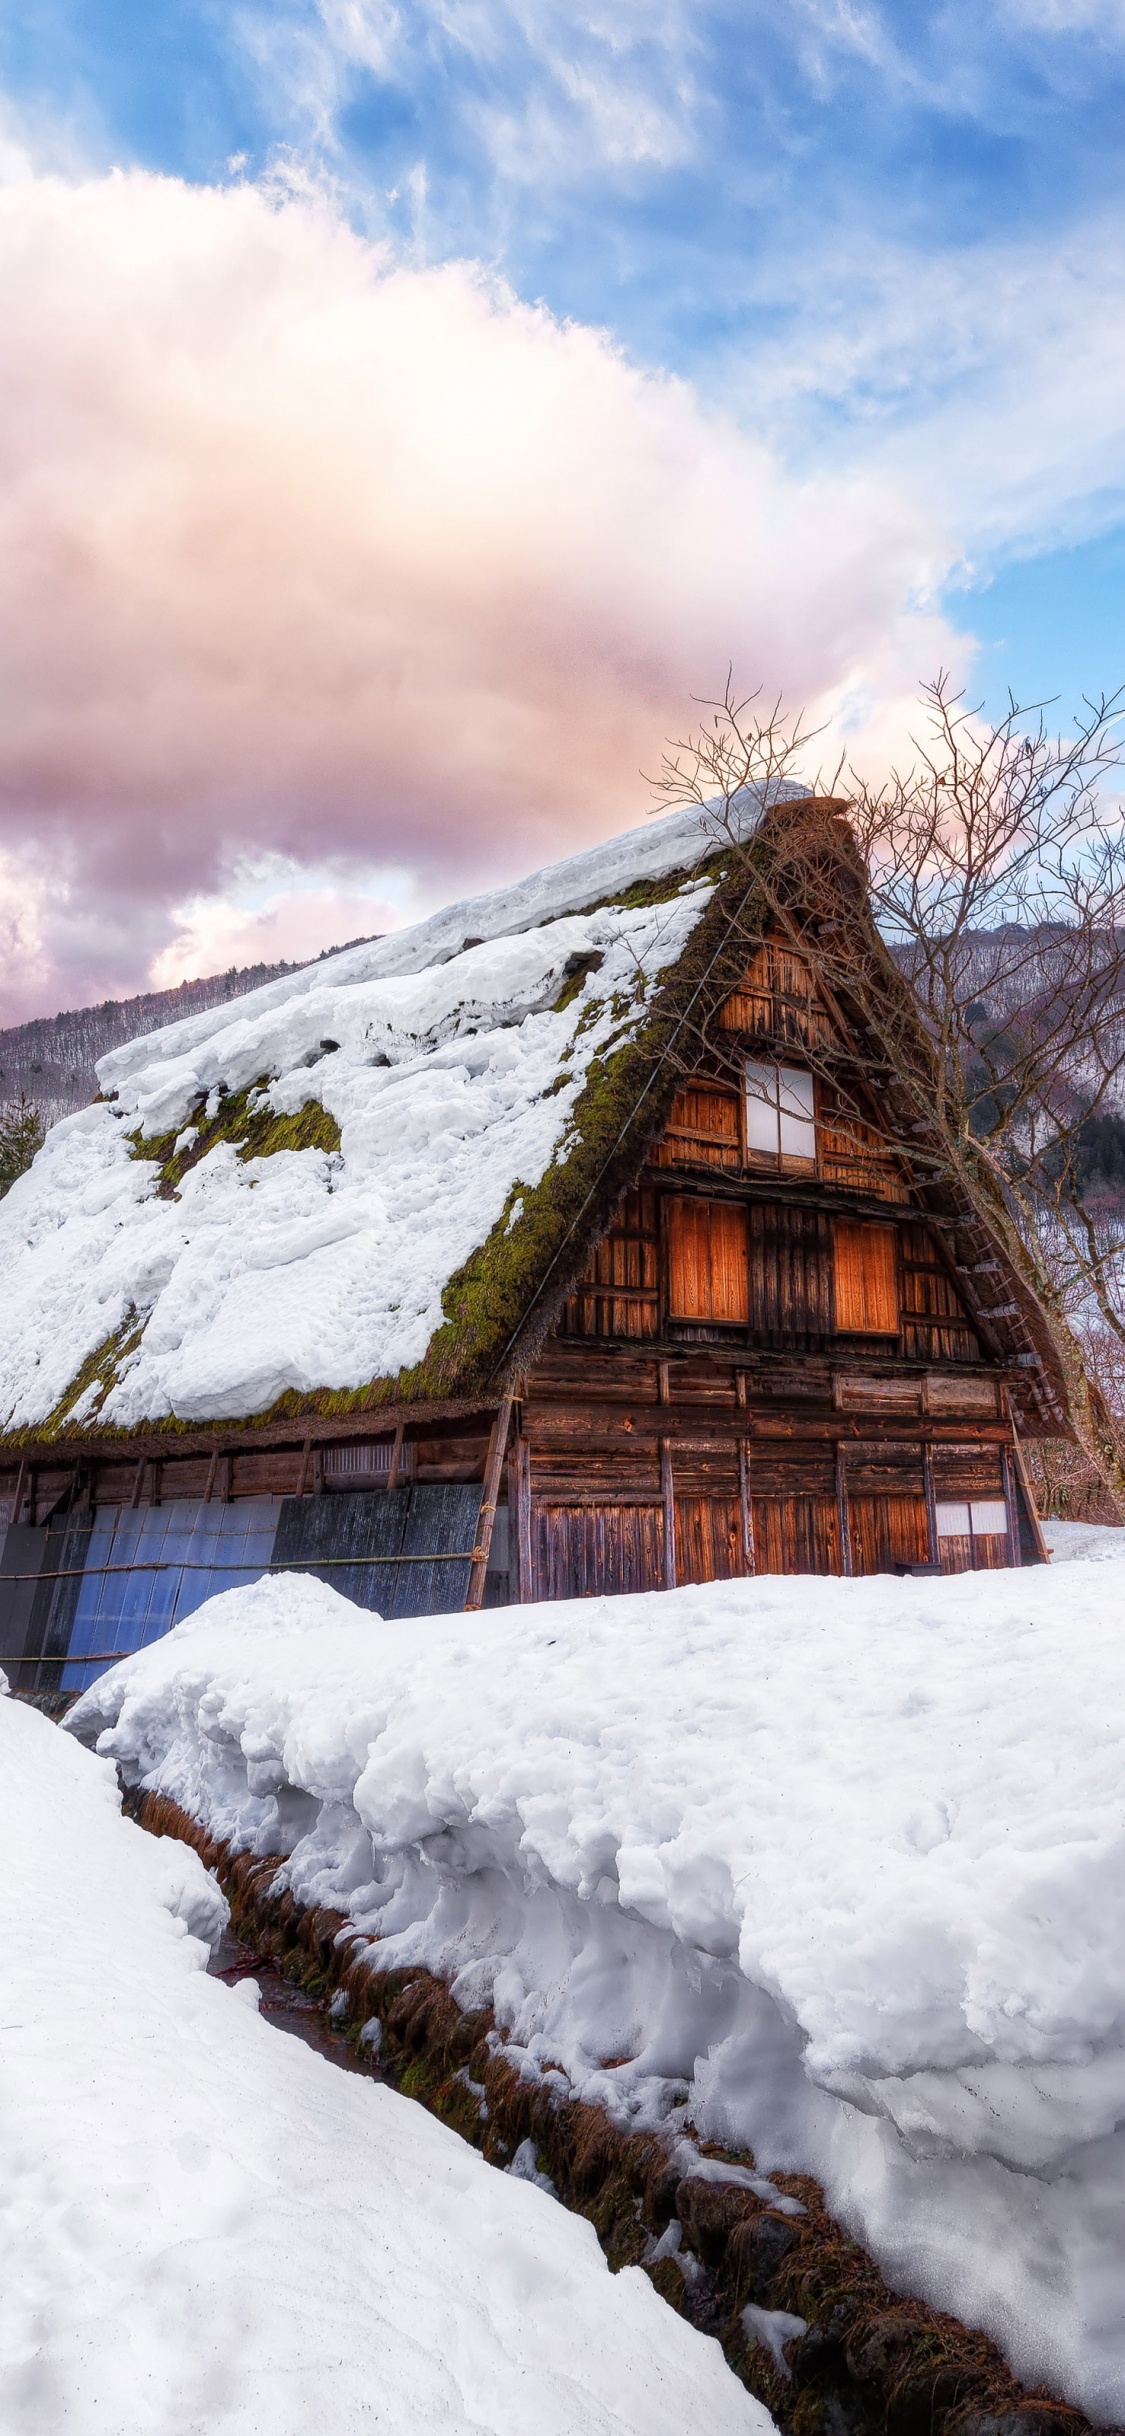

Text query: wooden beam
(738, 1438), (755, 1574)
(660, 1439), (676, 1590)
(1001, 1445), (1022, 1569)
(385, 1423), (405, 1494)
(923, 1442), (939, 1567)
(1004, 1394), (1051, 1564)
(835, 1441), (854, 1577)
(465, 1395), (515, 1611)
(294, 1438), (312, 1499)
(516, 1437), (533, 1602)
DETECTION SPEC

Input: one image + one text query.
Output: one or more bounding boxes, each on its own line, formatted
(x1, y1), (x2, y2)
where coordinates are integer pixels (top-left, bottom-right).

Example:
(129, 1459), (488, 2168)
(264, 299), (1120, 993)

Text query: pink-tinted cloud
(0, 166), (961, 1019)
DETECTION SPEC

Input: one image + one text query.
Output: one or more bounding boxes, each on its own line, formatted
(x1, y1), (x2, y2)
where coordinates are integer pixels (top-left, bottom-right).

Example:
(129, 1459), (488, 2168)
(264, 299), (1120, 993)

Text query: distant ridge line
(0, 936), (382, 1123)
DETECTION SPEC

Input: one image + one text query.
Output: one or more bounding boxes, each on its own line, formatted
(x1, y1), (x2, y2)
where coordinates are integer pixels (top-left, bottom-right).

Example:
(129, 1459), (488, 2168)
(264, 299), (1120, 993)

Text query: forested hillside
(0, 941), (378, 1124)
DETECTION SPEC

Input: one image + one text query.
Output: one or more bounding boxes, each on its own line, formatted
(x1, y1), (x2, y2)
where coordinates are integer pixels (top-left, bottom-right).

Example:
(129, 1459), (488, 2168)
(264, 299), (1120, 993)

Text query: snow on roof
(1, 1688), (772, 2436)
(97, 791), (779, 1100)
(0, 798), (787, 1436)
(71, 1559), (1125, 2426)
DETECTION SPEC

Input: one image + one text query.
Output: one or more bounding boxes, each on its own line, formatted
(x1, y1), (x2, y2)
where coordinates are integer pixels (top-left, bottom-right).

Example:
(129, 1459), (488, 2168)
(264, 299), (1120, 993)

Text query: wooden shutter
(667, 1198), (750, 1322)
(834, 1221), (899, 1335)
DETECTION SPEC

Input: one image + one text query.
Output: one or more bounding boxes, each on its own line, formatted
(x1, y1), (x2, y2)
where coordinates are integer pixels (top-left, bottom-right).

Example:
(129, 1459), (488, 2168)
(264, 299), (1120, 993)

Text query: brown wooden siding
(560, 1190), (659, 1338)
(533, 1502), (664, 1599)
(750, 1497), (841, 1575)
(899, 1223), (980, 1363)
(717, 942), (834, 1052)
(746, 1203), (833, 1345)
(849, 1495), (930, 1575)
(674, 1497), (742, 1586)
(816, 1082), (908, 1203)
(654, 1085), (741, 1172)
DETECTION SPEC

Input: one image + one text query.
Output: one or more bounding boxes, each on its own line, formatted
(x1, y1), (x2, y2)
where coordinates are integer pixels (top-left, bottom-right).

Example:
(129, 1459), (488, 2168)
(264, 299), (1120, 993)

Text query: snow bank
(0, 804), (727, 1429)
(71, 1560), (1125, 2423)
(1043, 1519), (1125, 1564)
(0, 1688), (770, 2436)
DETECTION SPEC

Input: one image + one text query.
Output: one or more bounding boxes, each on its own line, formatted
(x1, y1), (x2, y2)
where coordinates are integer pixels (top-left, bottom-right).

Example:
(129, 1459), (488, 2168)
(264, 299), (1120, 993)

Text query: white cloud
(0, 164), (959, 1016)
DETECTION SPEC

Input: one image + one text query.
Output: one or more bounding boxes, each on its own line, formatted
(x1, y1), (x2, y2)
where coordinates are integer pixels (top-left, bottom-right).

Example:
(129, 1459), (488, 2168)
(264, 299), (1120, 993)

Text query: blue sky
(3, 1), (1125, 1012)
(8, 0), (1125, 716)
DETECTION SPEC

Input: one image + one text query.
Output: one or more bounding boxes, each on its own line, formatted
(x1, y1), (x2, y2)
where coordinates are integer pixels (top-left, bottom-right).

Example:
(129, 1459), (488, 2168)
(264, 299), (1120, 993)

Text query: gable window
(744, 1062), (816, 1165)
(834, 1220), (900, 1335)
(667, 1197), (750, 1323)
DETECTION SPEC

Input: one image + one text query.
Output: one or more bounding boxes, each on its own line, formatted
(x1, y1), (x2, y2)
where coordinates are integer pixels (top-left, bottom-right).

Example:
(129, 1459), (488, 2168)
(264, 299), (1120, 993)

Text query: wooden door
(750, 1497), (841, 1575)
(533, 1503), (665, 1600)
(848, 1495), (930, 1575)
(674, 1497), (742, 1587)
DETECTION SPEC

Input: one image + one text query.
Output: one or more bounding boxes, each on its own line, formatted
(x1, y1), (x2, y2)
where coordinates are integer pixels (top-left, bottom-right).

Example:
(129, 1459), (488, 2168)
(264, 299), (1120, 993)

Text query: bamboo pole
(465, 1395), (515, 1611)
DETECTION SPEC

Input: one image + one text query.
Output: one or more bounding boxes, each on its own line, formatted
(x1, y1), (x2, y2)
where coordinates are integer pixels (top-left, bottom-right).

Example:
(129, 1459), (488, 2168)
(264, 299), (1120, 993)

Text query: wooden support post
(923, 1442), (939, 1568)
(465, 1394), (515, 1611)
(11, 1459), (27, 1528)
(516, 1437), (533, 1603)
(312, 1449), (324, 1498)
(26, 1465), (36, 1530)
(660, 1439), (677, 1590)
(294, 1438), (312, 1499)
(1001, 1444), (1022, 1569)
(386, 1424), (405, 1494)
(835, 1442), (854, 1578)
(1004, 1401), (1050, 1564)
(150, 1459), (162, 1510)
(738, 1439), (755, 1575)
(220, 1453), (233, 1504)
(129, 1456), (146, 1509)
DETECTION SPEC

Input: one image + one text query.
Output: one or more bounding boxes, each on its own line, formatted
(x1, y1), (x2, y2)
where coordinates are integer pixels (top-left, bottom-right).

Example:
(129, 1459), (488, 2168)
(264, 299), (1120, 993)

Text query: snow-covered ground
(71, 1559), (1125, 2425)
(1043, 1519), (1125, 1563)
(0, 1684), (771, 2436)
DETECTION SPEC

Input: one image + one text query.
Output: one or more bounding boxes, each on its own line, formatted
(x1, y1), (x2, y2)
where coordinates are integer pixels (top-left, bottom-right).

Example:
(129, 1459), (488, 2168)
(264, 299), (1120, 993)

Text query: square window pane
(935, 1501), (971, 1538)
(744, 1061), (779, 1154)
(777, 1066), (816, 1158)
(969, 1500), (1008, 1537)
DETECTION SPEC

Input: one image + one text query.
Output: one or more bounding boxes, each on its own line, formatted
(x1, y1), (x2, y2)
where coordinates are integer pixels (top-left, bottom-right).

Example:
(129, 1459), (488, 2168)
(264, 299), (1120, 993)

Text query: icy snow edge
(3, 1688), (772, 2436)
(70, 1559), (1125, 2426)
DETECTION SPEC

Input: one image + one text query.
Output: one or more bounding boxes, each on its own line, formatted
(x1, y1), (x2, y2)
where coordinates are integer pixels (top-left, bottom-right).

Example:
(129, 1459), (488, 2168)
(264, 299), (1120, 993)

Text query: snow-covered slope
(0, 795), (761, 1433)
(0, 1688), (770, 2436)
(71, 1559), (1125, 2425)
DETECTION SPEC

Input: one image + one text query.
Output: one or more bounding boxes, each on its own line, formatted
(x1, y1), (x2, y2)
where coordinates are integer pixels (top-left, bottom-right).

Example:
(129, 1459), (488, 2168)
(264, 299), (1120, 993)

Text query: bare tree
(651, 674), (1125, 1512)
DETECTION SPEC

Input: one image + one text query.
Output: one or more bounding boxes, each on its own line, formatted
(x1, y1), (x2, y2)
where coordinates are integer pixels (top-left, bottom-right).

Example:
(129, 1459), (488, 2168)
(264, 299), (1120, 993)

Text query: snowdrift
(0, 1688), (769, 2436)
(70, 1559), (1125, 2424)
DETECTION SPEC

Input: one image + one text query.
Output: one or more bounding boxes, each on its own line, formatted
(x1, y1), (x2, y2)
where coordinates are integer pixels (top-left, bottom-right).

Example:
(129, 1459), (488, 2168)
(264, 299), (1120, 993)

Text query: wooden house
(0, 791), (1069, 1695)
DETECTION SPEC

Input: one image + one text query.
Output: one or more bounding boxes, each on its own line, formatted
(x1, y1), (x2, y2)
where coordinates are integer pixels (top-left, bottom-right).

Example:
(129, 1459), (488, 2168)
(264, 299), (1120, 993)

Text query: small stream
(208, 1924), (383, 2078)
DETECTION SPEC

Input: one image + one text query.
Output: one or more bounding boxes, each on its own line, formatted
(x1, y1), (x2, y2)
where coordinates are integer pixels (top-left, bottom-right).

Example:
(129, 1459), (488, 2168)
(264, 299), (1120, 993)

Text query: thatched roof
(0, 789), (1076, 1451)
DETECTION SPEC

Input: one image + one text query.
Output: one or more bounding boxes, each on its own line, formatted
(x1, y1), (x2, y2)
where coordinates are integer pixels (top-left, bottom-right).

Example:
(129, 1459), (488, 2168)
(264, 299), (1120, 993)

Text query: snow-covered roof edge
(98, 787), (805, 1095)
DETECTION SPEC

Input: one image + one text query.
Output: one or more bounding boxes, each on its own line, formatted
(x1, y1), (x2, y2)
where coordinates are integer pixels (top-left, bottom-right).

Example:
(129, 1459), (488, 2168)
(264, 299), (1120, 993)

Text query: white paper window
(745, 1062), (816, 1161)
(935, 1500), (1008, 1539)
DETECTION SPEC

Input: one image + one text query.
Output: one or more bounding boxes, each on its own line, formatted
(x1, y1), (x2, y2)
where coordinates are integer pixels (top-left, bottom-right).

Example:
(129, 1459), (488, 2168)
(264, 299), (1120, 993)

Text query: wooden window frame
(743, 1059), (818, 1177)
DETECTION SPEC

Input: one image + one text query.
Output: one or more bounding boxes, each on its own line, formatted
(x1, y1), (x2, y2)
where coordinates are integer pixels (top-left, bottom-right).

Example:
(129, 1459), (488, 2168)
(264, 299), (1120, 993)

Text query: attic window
(744, 1062), (816, 1164)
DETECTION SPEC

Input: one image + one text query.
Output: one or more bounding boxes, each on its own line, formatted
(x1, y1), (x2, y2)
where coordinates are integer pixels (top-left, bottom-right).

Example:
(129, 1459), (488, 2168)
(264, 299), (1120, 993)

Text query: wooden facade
(0, 913), (1056, 1698)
